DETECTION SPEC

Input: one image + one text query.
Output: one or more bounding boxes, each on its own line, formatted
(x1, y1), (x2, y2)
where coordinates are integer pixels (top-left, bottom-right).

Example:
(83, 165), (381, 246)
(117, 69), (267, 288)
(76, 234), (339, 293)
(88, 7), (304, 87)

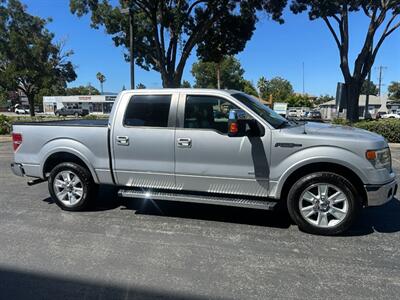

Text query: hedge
(354, 119), (400, 143)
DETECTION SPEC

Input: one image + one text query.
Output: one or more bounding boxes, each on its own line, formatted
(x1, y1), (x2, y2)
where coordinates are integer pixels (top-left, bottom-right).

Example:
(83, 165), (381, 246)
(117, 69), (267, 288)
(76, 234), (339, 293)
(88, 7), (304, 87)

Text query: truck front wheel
(48, 162), (97, 211)
(287, 172), (360, 235)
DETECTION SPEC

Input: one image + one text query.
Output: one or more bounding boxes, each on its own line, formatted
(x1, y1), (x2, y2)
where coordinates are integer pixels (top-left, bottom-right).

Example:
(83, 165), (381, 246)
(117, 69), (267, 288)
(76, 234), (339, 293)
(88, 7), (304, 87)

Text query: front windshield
(231, 93), (288, 129)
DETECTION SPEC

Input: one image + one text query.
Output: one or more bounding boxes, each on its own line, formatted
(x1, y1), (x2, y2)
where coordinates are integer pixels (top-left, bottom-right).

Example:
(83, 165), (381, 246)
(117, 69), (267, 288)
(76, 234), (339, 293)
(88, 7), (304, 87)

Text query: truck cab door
(175, 93), (271, 197)
(111, 92), (178, 189)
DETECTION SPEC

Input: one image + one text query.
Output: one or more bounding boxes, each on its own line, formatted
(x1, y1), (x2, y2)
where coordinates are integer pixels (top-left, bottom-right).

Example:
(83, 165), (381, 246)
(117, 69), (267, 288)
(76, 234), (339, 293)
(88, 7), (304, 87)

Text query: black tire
(48, 162), (97, 211)
(287, 172), (360, 235)
(55, 112), (60, 117)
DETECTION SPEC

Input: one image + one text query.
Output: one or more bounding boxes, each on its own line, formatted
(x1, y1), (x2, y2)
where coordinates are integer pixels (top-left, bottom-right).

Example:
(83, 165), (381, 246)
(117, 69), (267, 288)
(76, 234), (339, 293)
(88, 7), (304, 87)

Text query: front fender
(39, 138), (99, 183)
(271, 146), (373, 199)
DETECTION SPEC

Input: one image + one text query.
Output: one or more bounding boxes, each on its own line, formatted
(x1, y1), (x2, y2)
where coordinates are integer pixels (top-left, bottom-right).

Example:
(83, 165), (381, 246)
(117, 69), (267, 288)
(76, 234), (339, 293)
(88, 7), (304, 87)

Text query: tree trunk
(27, 94), (35, 117)
(345, 79), (362, 122)
(161, 70), (182, 88)
(216, 62), (221, 89)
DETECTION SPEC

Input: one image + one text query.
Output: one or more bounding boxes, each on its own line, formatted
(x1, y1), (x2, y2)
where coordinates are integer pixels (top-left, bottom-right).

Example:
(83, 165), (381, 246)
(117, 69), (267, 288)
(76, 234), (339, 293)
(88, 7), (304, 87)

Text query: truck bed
(13, 119), (109, 127)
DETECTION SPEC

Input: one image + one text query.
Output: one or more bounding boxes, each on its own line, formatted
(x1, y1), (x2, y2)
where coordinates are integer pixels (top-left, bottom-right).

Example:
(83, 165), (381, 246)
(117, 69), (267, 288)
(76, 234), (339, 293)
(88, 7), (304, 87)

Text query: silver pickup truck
(11, 89), (397, 235)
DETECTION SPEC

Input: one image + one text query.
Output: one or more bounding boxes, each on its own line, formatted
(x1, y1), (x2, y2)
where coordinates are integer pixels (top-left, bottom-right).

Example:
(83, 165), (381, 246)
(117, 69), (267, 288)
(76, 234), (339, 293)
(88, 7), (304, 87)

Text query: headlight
(366, 148), (392, 171)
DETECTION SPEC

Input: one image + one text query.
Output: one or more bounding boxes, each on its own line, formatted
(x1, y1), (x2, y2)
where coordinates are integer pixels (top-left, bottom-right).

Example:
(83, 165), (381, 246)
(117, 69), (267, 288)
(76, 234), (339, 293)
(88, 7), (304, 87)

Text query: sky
(22, 0), (400, 96)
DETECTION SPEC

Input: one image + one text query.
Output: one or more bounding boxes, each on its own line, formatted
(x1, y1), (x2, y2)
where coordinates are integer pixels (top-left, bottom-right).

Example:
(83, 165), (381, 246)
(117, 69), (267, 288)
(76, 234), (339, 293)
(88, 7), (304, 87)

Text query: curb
(0, 135), (11, 142)
(389, 143), (400, 149)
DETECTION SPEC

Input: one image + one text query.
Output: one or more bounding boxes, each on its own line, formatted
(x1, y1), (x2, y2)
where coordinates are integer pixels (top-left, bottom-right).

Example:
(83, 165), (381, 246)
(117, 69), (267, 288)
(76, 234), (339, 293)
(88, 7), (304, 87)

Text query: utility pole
(376, 65), (387, 96)
(302, 62), (305, 95)
(120, 5), (135, 89)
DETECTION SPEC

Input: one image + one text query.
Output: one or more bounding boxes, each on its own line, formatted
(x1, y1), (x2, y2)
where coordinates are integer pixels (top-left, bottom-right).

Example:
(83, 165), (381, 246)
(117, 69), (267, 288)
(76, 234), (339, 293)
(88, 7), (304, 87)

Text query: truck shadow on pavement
(345, 198), (400, 236)
(0, 266), (211, 300)
(43, 186), (400, 235)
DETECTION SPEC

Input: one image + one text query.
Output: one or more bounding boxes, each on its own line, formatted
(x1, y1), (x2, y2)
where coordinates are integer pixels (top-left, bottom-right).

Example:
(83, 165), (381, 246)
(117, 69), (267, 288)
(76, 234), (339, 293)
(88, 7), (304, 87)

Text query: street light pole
(120, 6), (135, 89)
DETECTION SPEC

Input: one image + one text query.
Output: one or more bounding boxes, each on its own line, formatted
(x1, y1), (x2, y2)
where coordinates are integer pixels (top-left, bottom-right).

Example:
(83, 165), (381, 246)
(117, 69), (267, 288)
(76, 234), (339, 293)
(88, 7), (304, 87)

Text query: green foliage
(242, 80), (258, 97)
(361, 80), (378, 96)
(192, 56), (245, 90)
(388, 81), (400, 100)
(0, 0), (77, 116)
(65, 86), (100, 96)
(181, 80), (191, 88)
(331, 118), (352, 126)
(0, 115), (11, 135)
(354, 119), (400, 143)
(258, 76), (294, 102)
(286, 94), (312, 107)
(136, 83), (146, 89)
(69, 0), (286, 87)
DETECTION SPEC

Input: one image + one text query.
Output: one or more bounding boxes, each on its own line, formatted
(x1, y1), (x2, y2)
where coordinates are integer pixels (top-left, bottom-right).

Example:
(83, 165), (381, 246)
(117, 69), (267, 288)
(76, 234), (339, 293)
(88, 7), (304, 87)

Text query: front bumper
(10, 163), (24, 177)
(365, 179), (397, 206)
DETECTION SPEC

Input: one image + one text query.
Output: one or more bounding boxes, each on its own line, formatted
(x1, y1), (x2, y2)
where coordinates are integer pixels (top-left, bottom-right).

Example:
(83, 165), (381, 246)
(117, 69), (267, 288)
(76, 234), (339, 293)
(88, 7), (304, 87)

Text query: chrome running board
(118, 189), (277, 210)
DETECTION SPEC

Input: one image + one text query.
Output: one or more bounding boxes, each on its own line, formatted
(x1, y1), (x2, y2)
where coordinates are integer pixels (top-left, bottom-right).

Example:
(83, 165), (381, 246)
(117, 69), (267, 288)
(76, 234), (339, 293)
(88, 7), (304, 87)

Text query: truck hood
(303, 122), (382, 140)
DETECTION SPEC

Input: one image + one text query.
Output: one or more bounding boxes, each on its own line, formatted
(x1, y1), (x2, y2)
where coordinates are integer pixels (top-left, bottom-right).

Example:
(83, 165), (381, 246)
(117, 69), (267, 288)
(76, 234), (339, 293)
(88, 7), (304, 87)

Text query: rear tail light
(12, 133), (22, 152)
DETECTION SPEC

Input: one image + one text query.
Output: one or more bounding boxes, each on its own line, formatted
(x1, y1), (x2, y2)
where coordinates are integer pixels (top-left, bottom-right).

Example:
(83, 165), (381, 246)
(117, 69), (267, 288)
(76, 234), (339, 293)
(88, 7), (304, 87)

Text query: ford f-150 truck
(10, 89), (397, 235)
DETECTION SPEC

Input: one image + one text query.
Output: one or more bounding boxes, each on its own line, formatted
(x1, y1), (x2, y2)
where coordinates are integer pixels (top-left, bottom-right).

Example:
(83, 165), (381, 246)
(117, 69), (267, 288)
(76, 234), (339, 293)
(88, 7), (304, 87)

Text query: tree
(181, 80), (191, 88)
(388, 81), (400, 100)
(257, 76), (268, 99)
(314, 94), (334, 105)
(242, 80), (258, 97)
(258, 76), (294, 102)
(136, 83), (146, 89)
(192, 56), (245, 90)
(96, 72), (106, 94)
(69, 0), (286, 88)
(65, 85), (100, 96)
(286, 94), (312, 107)
(291, 1), (400, 121)
(0, 0), (77, 116)
(361, 80), (378, 96)
(196, 4), (259, 89)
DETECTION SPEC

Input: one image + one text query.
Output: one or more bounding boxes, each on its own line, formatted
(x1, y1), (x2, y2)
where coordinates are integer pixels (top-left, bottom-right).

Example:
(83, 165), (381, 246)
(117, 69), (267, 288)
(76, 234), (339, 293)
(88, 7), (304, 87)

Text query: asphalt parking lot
(1, 140), (400, 299)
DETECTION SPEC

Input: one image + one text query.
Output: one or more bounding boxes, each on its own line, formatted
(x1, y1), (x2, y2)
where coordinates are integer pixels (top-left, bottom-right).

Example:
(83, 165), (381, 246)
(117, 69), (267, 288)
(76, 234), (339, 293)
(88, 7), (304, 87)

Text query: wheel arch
(42, 151), (98, 183)
(279, 162), (367, 207)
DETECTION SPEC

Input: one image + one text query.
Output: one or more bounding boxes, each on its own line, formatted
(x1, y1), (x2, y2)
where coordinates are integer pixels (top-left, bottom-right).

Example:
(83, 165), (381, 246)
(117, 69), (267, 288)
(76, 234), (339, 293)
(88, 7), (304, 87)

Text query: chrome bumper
(365, 179), (397, 206)
(10, 163), (24, 177)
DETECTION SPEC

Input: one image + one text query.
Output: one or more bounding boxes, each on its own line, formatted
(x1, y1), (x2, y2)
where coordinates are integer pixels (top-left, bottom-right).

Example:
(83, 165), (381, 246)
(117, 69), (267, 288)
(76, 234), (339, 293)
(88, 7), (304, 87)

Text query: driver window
(184, 95), (239, 134)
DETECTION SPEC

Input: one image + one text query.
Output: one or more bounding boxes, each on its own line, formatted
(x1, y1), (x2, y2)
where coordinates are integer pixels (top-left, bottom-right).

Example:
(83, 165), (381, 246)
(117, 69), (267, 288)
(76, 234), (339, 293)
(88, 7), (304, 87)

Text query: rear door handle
(116, 136), (129, 146)
(177, 138), (192, 148)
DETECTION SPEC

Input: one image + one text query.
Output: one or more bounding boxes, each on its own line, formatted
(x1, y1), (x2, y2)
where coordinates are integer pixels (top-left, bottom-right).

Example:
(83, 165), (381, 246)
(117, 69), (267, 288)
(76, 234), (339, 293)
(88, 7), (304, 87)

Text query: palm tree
(257, 76), (268, 100)
(96, 72), (106, 94)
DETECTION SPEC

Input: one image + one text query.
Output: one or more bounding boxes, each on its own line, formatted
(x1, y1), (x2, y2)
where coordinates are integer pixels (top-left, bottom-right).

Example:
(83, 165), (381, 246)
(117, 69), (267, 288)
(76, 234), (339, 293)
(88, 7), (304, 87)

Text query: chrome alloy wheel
(299, 183), (349, 228)
(53, 171), (84, 207)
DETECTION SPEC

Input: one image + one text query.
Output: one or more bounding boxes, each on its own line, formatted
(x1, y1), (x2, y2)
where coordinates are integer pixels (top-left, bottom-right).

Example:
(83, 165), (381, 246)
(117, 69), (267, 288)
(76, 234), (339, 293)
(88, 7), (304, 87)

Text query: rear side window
(124, 95), (172, 127)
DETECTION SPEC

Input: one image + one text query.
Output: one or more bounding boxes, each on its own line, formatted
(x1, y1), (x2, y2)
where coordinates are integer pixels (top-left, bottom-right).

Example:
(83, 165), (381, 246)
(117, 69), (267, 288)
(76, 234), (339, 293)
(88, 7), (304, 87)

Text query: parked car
(381, 113), (400, 119)
(308, 110), (322, 119)
(10, 89), (397, 236)
(375, 111), (387, 119)
(287, 109), (298, 118)
(15, 106), (30, 114)
(55, 107), (89, 117)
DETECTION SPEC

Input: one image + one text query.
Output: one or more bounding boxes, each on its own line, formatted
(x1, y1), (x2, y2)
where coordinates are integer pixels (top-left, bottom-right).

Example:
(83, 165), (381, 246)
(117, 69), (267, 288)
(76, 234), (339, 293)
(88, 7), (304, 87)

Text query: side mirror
(228, 109), (247, 137)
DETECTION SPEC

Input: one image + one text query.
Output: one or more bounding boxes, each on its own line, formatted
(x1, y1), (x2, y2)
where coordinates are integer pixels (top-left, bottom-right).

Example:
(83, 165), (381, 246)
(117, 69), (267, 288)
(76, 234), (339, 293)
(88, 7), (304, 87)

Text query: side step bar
(118, 189), (277, 210)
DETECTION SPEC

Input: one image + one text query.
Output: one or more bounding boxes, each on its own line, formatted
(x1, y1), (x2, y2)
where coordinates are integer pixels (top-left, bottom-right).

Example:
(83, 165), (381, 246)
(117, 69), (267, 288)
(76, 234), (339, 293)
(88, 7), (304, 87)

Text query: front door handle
(177, 138), (192, 148)
(116, 136), (129, 146)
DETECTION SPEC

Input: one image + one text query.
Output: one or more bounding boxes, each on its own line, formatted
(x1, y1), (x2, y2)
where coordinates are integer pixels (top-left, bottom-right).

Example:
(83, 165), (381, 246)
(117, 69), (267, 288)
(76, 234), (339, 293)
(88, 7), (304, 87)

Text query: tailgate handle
(177, 138), (192, 148)
(117, 136), (129, 146)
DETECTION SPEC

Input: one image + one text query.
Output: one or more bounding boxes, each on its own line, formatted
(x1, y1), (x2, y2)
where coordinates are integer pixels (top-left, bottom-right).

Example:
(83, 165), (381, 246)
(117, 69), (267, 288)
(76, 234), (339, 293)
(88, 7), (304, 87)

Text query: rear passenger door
(175, 94), (270, 197)
(112, 93), (177, 189)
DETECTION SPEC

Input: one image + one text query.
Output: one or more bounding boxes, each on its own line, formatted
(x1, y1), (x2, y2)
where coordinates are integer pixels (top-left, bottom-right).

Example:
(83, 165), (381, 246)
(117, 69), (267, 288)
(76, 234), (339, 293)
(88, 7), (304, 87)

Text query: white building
(43, 95), (117, 114)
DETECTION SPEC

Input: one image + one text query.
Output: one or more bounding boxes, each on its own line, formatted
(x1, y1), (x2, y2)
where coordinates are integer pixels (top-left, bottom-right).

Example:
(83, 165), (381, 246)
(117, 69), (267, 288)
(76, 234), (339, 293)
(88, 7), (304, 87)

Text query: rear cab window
(124, 95), (172, 127)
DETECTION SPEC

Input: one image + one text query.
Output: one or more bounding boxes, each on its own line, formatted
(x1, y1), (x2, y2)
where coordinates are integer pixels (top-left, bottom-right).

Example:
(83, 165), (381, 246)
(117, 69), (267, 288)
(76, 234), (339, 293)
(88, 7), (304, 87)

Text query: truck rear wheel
(48, 162), (97, 211)
(287, 172), (360, 235)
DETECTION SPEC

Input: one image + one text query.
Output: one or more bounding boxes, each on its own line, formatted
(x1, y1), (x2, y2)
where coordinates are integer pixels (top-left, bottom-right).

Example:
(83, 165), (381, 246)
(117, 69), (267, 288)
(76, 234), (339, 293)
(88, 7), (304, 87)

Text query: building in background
(43, 95), (117, 114)
(319, 95), (389, 119)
